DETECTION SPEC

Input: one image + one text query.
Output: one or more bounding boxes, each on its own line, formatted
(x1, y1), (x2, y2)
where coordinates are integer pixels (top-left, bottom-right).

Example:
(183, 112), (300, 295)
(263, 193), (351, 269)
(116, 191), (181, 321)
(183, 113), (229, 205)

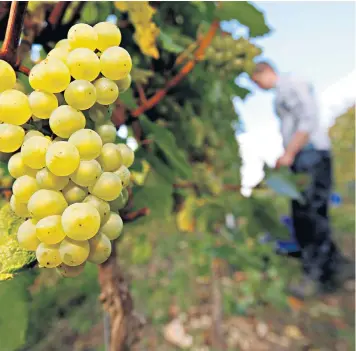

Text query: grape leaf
(158, 31), (184, 54)
(0, 204), (36, 280)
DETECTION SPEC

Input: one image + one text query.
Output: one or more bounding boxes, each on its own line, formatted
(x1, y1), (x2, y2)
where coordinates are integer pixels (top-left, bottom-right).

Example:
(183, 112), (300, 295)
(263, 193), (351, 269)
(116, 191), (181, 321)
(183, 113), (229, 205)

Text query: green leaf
(158, 31), (184, 54)
(0, 274), (31, 351)
(81, 2), (99, 23)
(0, 205), (36, 280)
(216, 2), (271, 37)
(119, 88), (138, 110)
(265, 168), (304, 203)
(139, 115), (192, 179)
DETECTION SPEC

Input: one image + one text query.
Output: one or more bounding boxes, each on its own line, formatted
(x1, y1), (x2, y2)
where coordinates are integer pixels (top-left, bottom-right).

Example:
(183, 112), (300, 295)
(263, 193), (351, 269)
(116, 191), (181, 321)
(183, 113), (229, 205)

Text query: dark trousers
(291, 149), (340, 283)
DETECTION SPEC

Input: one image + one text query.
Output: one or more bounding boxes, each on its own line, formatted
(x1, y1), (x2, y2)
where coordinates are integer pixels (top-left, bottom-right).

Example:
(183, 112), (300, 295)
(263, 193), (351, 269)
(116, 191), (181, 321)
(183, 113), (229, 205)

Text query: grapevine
(0, 18), (137, 278)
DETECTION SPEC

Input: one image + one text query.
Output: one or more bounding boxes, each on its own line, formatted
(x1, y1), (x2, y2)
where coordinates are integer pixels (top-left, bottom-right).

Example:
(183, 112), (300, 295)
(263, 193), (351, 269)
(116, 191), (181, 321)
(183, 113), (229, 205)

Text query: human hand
(275, 152), (294, 169)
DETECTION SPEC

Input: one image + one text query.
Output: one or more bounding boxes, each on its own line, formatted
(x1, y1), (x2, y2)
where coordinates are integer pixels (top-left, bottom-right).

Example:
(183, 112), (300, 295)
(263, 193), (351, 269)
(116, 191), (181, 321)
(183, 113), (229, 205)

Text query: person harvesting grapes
(251, 61), (354, 298)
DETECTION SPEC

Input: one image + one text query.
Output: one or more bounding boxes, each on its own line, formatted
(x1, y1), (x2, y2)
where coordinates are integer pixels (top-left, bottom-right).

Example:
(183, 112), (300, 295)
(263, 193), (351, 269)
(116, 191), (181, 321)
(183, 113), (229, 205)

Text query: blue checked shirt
(274, 74), (331, 151)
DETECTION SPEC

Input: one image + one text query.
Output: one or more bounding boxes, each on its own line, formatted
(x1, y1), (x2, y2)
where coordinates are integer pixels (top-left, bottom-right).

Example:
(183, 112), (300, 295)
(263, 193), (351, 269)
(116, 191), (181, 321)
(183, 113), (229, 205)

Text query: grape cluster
(0, 21), (135, 277)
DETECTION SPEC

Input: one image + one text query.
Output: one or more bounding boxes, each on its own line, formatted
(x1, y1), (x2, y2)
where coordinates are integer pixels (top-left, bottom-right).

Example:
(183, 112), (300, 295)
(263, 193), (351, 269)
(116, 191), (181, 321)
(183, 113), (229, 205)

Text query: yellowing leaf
(114, 1), (128, 12)
(176, 196), (197, 233)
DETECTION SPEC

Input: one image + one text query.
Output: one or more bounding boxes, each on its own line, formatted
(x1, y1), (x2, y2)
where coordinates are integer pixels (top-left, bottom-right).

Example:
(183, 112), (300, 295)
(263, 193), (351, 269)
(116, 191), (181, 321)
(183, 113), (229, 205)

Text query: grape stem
(0, 1), (28, 67)
(121, 207), (150, 222)
(48, 1), (71, 28)
(130, 19), (220, 118)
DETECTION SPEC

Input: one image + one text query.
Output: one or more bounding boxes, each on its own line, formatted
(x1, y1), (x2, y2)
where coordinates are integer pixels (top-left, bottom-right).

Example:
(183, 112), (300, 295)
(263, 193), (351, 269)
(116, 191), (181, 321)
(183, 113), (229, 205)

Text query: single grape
(28, 91), (58, 119)
(88, 172), (122, 201)
(94, 77), (119, 105)
(36, 168), (69, 190)
(21, 136), (51, 169)
(47, 47), (69, 64)
(93, 22), (122, 51)
(68, 129), (102, 160)
(88, 232), (112, 264)
(59, 237), (89, 266)
(49, 105), (86, 138)
(97, 143), (122, 171)
(88, 104), (111, 124)
(10, 195), (30, 218)
(67, 23), (98, 51)
(70, 159), (102, 187)
(109, 188), (129, 212)
(0, 124), (25, 153)
(64, 80), (96, 110)
(36, 215), (66, 244)
(8, 153), (37, 179)
(57, 262), (86, 277)
(100, 212), (123, 240)
(55, 39), (71, 50)
(36, 242), (62, 268)
(95, 122), (117, 144)
(100, 47), (132, 80)
(66, 48), (100, 81)
(0, 60), (16, 92)
(17, 218), (40, 251)
(62, 180), (88, 204)
(0, 90), (32, 125)
(29, 57), (71, 93)
(46, 141), (80, 176)
(61, 202), (100, 240)
(115, 74), (131, 93)
(114, 165), (130, 188)
(82, 194), (110, 224)
(24, 130), (44, 142)
(28, 189), (68, 219)
(116, 144), (135, 167)
(12, 175), (38, 203)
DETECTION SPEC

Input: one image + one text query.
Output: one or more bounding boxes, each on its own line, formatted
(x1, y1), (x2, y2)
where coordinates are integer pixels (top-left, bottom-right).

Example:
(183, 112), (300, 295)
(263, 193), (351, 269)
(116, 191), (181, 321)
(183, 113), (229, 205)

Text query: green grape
(36, 168), (69, 190)
(8, 153), (37, 178)
(28, 91), (58, 119)
(10, 195), (30, 218)
(88, 104), (111, 124)
(116, 144), (134, 167)
(36, 215), (66, 244)
(95, 122), (117, 144)
(29, 58), (71, 93)
(100, 212), (123, 240)
(66, 48), (100, 81)
(28, 189), (68, 219)
(68, 23), (98, 51)
(47, 47), (69, 64)
(17, 218), (40, 251)
(89, 172), (122, 201)
(62, 180), (88, 204)
(100, 46), (132, 80)
(21, 136), (51, 169)
(70, 159), (102, 187)
(93, 22), (122, 51)
(36, 242), (62, 268)
(61, 202), (100, 240)
(82, 195), (110, 224)
(115, 74), (131, 93)
(114, 165), (130, 188)
(0, 90), (32, 125)
(12, 175), (38, 203)
(49, 105), (86, 138)
(64, 80), (96, 110)
(68, 128), (102, 160)
(94, 78), (119, 105)
(0, 60), (16, 92)
(55, 39), (71, 50)
(88, 232), (112, 264)
(0, 124), (25, 153)
(24, 130), (44, 142)
(57, 262), (86, 277)
(109, 188), (129, 212)
(46, 141), (80, 176)
(59, 237), (89, 266)
(52, 136), (66, 143)
(97, 143), (122, 171)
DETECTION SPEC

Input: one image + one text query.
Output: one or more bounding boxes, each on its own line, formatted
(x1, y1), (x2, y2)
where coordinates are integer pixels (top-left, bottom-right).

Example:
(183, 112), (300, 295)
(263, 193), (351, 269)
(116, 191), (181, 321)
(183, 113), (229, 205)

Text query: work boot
(287, 275), (330, 300)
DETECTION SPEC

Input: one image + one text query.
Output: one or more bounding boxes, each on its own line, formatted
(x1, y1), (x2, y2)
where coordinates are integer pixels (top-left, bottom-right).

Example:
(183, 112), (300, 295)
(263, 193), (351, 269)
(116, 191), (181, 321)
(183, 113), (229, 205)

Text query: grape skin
(115, 74), (131, 93)
(8, 153), (37, 179)
(36, 215), (66, 245)
(100, 47), (132, 80)
(36, 168), (69, 191)
(17, 218), (40, 251)
(57, 262), (86, 278)
(88, 104), (111, 124)
(68, 23), (98, 51)
(0, 60), (16, 92)
(95, 122), (117, 144)
(109, 188), (129, 212)
(28, 91), (58, 119)
(93, 22), (122, 51)
(114, 165), (130, 188)
(0, 90), (32, 125)
(62, 180), (88, 204)
(64, 80), (97, 110)
(0, 124), (25, 153)
(88, 232), (112, 264)
(12, 175), (38, 203)
(24, 130), (45, 142)
(83, 195), (110, 224)
(100, 212), (123, 240)
(89, 172), (122, 202)
(94, 78), (119, 105)
(97, 143), (122, 171)
(116, 144), (135, 167)
(21, 136), (51, 169)
(66, 48), (100, 81)
(70, 160), (102, 187)
(68, 129), (102, 160)
(36, 242), (62, 268)
(59, 237), (90, 266)
(10, 195), (30, 218)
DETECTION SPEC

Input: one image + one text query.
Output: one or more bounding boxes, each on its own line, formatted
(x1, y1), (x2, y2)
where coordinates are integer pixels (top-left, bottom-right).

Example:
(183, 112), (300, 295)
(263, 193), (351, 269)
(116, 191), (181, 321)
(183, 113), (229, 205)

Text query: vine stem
(131, 19), (220, 118)
(0, 1), (28, 67)
(48, 1), (71, 28)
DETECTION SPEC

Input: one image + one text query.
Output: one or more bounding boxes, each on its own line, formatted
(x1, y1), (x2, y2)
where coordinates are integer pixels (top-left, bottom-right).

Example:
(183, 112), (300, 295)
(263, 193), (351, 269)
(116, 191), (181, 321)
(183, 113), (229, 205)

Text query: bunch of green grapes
(0, 21), (136, 277)
(203, 35), (262, 77)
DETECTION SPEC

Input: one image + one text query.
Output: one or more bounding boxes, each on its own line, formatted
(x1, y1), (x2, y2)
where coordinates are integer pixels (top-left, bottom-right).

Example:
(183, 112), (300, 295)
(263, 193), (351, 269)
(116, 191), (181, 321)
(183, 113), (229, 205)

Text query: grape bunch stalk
(0, 21), (136, 277)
